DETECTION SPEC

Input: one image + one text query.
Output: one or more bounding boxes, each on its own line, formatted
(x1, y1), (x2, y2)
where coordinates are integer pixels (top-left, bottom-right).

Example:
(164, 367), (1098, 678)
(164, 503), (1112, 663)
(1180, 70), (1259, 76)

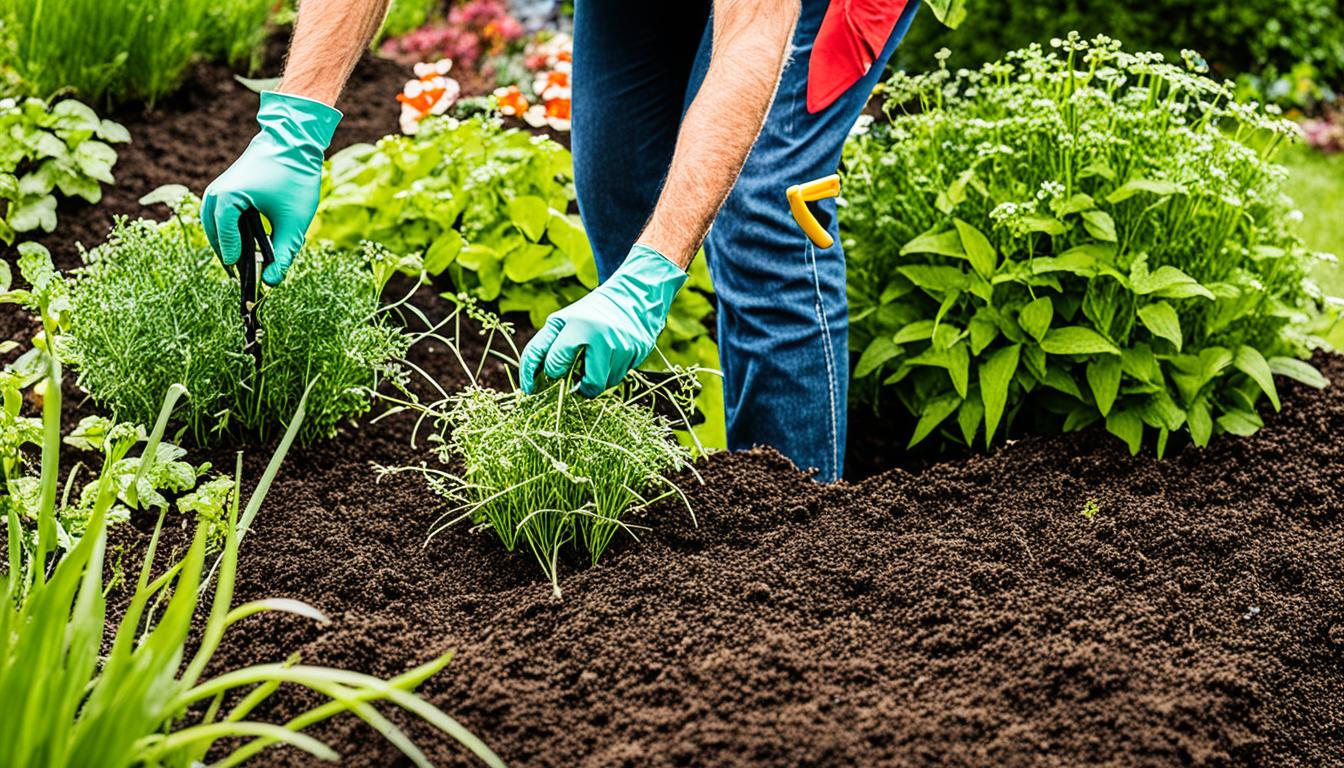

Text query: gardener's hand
(202, 91), (342, 285)
(520, 244), (687, 397)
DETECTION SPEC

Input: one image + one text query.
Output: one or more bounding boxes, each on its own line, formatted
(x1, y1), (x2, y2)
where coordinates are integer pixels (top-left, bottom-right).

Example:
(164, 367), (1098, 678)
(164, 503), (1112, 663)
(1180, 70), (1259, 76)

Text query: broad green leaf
(1121, 343), (1161, 384)
(1137, 301), (1182, 351)
(1107, 178), (1186, 203)
(894, 319), (937, 344)
(547, 212), (597, 289)
(504, 243), (571, 283)
(0, 259), (10, 292)
(1130, 258), (1213, 300)
(423, 229), (464, 274)
(1187, 398), (1213, 446)
(1105, 409), (1143, 455)
(1081, 209), (1117, 242)
(1042, 366), (1082, 399)
(957, 396), (983, 446)
(507, 195), (549, 242)
(1234, 345), (1279, 411)
(1087, 356), (1122, 416)
(1017, 297), (1053, 342)
(74, 140), (117, 183)
(1040, 326), (1119, 355)
(9, 194), (57, 232)
(897, 264), (968, 293)
(97, 119), (131, 143)
(1217, 409), (1263, 436)
(925, 0), (968, 28)
(138, 184), (191, 208)
(979, 344), (1019, 446)
(1053, 192), (1095, 216)
(854, 337), (900, 379)
(1029, 243), (1115, 276)
(900, 229), (965, 258)
(909, 394), (962, 447)
(947, 341), (969, 398)
(1267, 357), (1329, 389)
(969, 313), (998, 355)
(954, 219), (996, 278)
(1138, 391), (1186, 431)
(1018, 215), (1067, 236)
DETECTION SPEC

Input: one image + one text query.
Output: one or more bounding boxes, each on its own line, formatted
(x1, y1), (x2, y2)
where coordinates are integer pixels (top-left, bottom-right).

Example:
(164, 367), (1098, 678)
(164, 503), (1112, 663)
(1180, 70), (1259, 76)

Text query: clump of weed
(381, 298), (705, 598)
(63, 189), (410, 446)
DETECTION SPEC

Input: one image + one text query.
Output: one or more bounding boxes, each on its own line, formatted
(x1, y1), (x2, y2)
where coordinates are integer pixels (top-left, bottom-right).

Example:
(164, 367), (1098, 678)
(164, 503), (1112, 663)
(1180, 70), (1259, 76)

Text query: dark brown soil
(129, 349), (1343, 768)
(5, 46), (1344, 768)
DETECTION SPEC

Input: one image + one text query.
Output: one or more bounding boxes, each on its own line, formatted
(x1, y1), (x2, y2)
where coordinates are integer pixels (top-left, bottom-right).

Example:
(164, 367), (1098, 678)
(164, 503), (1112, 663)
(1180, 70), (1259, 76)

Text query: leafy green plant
(380, 298), (702, 598)
(0, 0), (273, 105)
(63, 188), (411, 446)
(842, 36), (1330, 456)
(0, 245), (505, 768)
(0, 95), (129, 244)
(314, 115), (724, 445)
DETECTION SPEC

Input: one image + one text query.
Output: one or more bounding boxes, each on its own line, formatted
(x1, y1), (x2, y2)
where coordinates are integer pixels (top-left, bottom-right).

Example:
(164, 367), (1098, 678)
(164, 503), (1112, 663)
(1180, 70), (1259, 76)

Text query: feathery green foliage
(843, 36), (1330, 455)
(64, 189), (410, 446)
(383, 299), (701, 598)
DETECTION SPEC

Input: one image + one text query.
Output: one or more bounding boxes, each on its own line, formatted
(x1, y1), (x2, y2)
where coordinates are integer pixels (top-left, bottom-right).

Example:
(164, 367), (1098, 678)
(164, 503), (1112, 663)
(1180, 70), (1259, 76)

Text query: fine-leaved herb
(842, 36), (1331, 455)
(63, 189), (411, 446)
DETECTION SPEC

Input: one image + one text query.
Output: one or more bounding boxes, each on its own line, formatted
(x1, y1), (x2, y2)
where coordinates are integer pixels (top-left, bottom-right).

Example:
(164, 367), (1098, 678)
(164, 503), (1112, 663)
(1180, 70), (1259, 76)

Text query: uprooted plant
(61, 186), (413, 446)
(379, 297), (706, 598)
(0, 244), (504, 768)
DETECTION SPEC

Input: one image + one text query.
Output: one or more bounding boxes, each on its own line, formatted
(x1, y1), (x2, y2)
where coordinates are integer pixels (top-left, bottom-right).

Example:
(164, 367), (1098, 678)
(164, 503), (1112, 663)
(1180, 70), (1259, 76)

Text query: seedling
(1081, 498), (1101, 520)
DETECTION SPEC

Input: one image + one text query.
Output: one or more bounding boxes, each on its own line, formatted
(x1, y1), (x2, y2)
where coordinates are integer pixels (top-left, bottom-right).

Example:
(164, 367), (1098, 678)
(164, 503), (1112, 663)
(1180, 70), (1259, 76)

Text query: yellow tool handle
(787, 174), (841, 249)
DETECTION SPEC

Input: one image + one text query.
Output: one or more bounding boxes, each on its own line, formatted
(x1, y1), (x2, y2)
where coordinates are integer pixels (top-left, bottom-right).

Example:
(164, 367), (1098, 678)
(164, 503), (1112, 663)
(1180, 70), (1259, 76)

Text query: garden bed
(4, 46), (1343, 768)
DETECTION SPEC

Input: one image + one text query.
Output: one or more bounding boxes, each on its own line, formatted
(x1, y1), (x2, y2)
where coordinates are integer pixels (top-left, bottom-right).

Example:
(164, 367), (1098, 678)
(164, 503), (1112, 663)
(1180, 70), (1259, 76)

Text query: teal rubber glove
(202, 91), (342, 285)
(520, 244), (687, 398)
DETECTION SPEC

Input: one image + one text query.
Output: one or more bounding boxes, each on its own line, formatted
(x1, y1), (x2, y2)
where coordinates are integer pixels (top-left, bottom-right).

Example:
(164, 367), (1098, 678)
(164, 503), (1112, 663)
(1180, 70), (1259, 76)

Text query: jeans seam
(806, 239), (840, 480)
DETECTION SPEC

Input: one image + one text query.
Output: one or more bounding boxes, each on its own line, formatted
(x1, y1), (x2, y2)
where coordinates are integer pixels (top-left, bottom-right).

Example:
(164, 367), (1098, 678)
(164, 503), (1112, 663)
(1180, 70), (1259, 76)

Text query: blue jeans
(572, 0), (920, 481)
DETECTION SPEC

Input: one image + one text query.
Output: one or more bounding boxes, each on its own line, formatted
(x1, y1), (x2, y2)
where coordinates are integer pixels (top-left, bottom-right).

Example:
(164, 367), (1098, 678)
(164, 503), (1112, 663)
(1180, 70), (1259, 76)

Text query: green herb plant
(313, 115), (726, 447)
(379, 297), (704, 598)
(0, 95), (129, 244)
(842, 36), (1330, 456)
(0, 245), (506, 768)
(63, 187), (411, 446)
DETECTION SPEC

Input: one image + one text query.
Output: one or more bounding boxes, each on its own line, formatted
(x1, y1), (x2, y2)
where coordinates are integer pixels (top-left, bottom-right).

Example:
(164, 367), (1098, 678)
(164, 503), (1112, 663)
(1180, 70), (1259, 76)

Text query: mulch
(3, 44), (1343, 768)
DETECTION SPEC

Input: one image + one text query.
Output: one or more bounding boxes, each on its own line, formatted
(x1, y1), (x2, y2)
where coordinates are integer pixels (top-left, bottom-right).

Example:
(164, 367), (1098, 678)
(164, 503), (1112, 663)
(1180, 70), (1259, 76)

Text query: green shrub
(63, 190), (410, 446)
(894, 0), (1344, 100)
(842, 36), (1330, 455)
(0, 0), (272, 105)
(0, 96), (129, 244)
(315, 115), (725, 445)
(0, 247), (505, 768)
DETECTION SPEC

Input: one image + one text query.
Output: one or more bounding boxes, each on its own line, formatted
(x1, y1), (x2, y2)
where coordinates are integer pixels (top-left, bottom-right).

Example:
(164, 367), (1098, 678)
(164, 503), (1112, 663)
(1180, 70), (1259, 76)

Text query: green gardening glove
(202, 91), (342, 285)
(520, 244), (687, 398)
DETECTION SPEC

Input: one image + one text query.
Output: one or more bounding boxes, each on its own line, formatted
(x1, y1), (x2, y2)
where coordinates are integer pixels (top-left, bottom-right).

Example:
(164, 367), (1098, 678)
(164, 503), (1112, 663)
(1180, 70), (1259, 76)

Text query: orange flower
(493, 85), (529, 116)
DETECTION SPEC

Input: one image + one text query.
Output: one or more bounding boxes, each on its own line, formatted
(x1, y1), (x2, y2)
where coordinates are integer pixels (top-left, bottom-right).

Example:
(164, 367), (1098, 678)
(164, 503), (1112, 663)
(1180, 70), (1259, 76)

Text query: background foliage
(843, 37), (1329, 454)
(895, 0), (1344, 106)
(0, 0), (273, 105)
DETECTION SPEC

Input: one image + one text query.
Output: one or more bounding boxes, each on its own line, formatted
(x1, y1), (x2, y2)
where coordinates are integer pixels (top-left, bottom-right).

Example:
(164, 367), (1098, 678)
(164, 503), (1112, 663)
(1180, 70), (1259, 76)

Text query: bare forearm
(279, 0), (392, 106)
(637, 0), (800, 269)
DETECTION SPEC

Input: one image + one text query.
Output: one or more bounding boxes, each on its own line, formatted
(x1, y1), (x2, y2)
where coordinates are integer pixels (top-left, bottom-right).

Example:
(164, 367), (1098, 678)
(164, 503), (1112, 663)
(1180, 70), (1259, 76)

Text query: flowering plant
(490, 31), (572, 131)
(397, 58), (462, 134)
(379, 0), (524, 75)
(842, 36), (1331, 455)
(1301, 103), (1344, 154)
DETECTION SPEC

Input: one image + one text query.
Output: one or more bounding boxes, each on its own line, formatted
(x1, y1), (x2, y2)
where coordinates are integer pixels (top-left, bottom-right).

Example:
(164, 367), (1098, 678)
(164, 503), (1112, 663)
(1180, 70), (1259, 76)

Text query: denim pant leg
(696, 0), (921, 482)
(570, 0), (711, 279)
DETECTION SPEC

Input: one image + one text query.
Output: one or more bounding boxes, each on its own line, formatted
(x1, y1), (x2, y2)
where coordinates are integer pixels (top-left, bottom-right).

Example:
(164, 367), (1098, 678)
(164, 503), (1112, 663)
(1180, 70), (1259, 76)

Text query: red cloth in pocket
(807, 0), (910, 113)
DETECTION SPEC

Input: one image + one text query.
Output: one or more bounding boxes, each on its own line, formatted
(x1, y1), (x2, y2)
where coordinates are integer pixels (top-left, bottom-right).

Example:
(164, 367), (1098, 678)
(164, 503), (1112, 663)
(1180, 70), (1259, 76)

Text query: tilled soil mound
(158, 352), (1341, 768)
